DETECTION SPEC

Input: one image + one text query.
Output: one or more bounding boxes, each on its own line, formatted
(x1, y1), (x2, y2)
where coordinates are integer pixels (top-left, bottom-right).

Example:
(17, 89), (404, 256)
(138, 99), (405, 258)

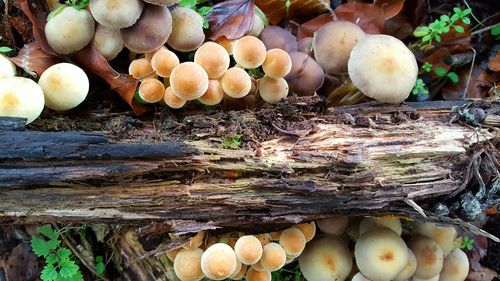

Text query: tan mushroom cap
(166, 247), (182, 262)
(170, 62), (209, 100)
(198, 80), (224, 106)
(173, 248), (205, 281)
(259, 242), (286, 271)
(439, 249), (469, 281)
(230, 264), (247, 280)
(0, 54), (16, 79)
(262, 49), (292, 78)
(313, 21), (365, 74)
(0, 77), (45, 124)
(194, 42), (230, 79)
(353, 272), (373, 281)
(354, 227), (409, 281)
(233, 36), (267, 69)
(138, 78), (165, 103)
(359, 217), (403, 236)
(121, 4), (172, 53)
(38, 63), (89, 111)
(299, 235), (352, 281)
(348, 34), (418, 103)
(285, 51), (325, 96)
(408, 235), (444, 279)
(255, 233), (271, 246)
(167, 7), (205, 52)
(269, 230), (283, 241)
(234, 235), (263, 265)
(258, 76), (289, 104)
(164, 87), (186, 109)
(90, 0), (143, 28)
(291, 222), (316, 242)
(92, 24), (123, 61)
(316, 216), (349, 235)
(129, 58), (155, 80)
(279, 228), (306, 257)
(183, 231), (206, 250)
(250, 260), (266, 272)
(245, 268), (271, 281)
(259, 26), (298, 53)
(221, 67), (252, 98)
(216, 37), (236, 55)
(394, 248), (417, 281)
(151, 47), (179, 78)
(201, 243), (238, 280)
(413, 222), (457, 256)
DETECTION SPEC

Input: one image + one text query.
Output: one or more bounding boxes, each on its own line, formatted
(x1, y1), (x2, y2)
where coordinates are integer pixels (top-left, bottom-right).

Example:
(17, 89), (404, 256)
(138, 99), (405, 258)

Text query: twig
(463, 47), (476, 98)
(404, 198), (427, 218)
(471, 23), (499, 36)
(463, 0), (484, 27)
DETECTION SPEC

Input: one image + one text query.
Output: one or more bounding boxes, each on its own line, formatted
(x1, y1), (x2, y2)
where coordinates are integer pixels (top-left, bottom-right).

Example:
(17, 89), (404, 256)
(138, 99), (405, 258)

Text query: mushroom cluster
(167, 217), (470, 281)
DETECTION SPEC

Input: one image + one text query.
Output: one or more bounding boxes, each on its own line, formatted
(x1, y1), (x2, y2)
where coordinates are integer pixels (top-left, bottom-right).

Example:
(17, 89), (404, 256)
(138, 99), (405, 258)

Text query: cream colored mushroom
(291, 222), (316, 242)
(0, 54), (16, 79)
(359, 217), (403, 236)
(279, 228), (306, 257)
(170, 62), (209, 100)
(259, 242), (286, 271)
(220, 67), (252, 98)
(89, 0), (143, 28)
(0, 77), (44, 124)
(394, 248), (417, 281)
(194, 42), (230, 79)
(413, 222), (457, 256)
(245, 268), (271, 281)
(167, 7), (205, 52)
(201, 243), (238, 280)
(316, 216), (349, 235)
(234, 235), (263, 265)
(408, 235), (444, 279)
(173, 248), (204, 281)
(439, 248), (469, 281)
(353, 272), (373, 281)
(258, 76), (289, 104)
(233, 36), (267, 69)
(92, 24), (123, 61)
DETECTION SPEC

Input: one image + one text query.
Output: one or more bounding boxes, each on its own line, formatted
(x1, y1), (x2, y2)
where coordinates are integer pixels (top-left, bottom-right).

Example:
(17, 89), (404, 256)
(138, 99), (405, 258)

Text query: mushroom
(354, 227), (409, 281)
(183, 231), (206, 250)
(129, 58), (155, 80)
(173, 248), (205, 281)
(279, 228), (306, 257)
(194, 42), (230, 79)
(151, 47), (179, 78)
(269, 230), (283, 241)
(92, 24), (123, 61)
(245, 268), (271, 281)
(393, 248), (417, 281)
(216, 37), (236, 55)
(316, 216), (349, 235)
(201, 243), (238, 280)
(220, 67), (252, 98)
(250, 260), (266, 272)
(0, 54), (16, 79)
(313, 21), (365, 74)
(198, 80), (224, 106)
(408, 235), (444, 279)
(348, 34), (418, 103)
(285, 52), (325, 96)
(138, 78), (165, 103)
(298, 37), (314, 57)
(164, 86), (186, 109)
(259, 242), (286, 271)
(353, 272), (373, 281)
(248, 14), (265, 37)
(121, 4), (172, 53)
(413, 222), (457, 256)
(299, 235), (352, 281)
(0, 77), (45, 124)
(38, 63), (89, 111)
(258, 76), (289, 104)
(412, 275), (440, 281)
(359, 217), (403, 236)
(230, 264), (247, 280)
(233, 36), (267, 69)
(234, 235), (263, 265)
(262, 49), (292, 78)
(143, 0), (179, 6)
(259, 26), (298, 53)
(167, 7), (205, 52)
(166, 247), (182, 262)
(45, 5), (95, 54)
(255, 234), (271, 246)
(89, 0), (143, 28)
(291, 222), (316, 242)
(170, 62), (209, 100)
(439, 248), (469, 281)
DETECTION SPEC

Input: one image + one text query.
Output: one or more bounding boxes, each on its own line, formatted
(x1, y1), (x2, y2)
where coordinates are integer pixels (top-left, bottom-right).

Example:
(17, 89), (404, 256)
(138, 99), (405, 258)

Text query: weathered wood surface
(0, 101), (497, 237)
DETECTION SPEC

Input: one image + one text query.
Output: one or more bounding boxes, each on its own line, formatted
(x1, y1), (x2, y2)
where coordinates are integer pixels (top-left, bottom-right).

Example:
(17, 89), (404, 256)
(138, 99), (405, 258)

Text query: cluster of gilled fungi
(167, 216), (469, 281)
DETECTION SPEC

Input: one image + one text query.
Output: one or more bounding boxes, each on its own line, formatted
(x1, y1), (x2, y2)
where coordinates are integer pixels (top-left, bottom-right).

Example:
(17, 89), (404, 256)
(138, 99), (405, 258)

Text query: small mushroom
(408, 235), (444, 279)
(348, 34), (418, 103)
(259, 26), (298, 53)
(233, 36), (267, 69)
(234, 235), (263, 265)
(412, 275), (440, 281)
(198, 80), (224, 106)
(92, 24), (123, 61)
(259, 242), (286, 271)
(255, 234), (272, 246)
(220, 67), (252, 98)
(262, 49), (292, 78)
(201, 243), (238, 280)
(173, 248), (205, 281)
(129, 58), (154, 80)
(143, 0), (179, 6)
(291, 222), (316, 242)
(359, 217), (403, 236)
(194, 42), (230, 79)
(394, 248), (417, 281)
(439, 248), (469, 281)
(121, 4), (172, 53)
(183, 231), (206, 250)
(216, 37), (236, 55)
(138, 78), (165, 103)
(269, 230), (283, 241)
(279, 228), (306, 257)
(230, 264), (247, 280)
(245, 268), (271, 281)
(90, 0), (143, 28)
(250, 260), (266, 272)
(164, 86), (186, 109)
(0, 77), (45, 124)
(167, 7), (205, 52)
(313, 21), (365, 74)
(151, 47), (180, 78)
(413, 222), (457, 256)
(38, 63), (89, 111)
(170, 62), (209, 100)
(353, 272), (373, 281)
(298, 37), (314, 57)
(258, 76), (289, 104)
(316, 216), (349, 235)
(285, 52), (325, 96)
(0, 54), (16, 79)
(45, 5), (95, 54)
(166, 247), (182, 262)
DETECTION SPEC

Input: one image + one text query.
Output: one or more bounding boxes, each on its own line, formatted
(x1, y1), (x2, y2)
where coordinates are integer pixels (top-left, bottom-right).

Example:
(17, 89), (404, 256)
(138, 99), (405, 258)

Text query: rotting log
(0, 100), (498, 239)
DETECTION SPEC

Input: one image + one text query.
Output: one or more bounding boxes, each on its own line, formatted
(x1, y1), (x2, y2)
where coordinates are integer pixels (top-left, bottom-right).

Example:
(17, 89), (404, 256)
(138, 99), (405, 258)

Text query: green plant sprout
(491, 24), (500, 40)
(31, 225), (84, 281)
(179, 0), (213, 29)
(412, 78), (429, 96)
(0, 36), (13, 54)
(412, 61), (460, 96)
(221, 134), (242, 149)
(65, 0), (89, 10)
(95, 256), (105, 276)
(460, 236), (475, 250)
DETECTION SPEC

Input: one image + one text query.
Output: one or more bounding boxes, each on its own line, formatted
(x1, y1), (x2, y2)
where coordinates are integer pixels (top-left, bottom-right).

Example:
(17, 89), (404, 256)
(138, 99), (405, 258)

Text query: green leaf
(454, 25), (465, 33)
(179, 0), (197, 8)
(453, 7), (461, 14)
(462, 17), (470, 25)
(96, 262), (105, 276)
(440, 15), (449, 22)
(202, 19), (209, 29)
(491, 24), (500, 36)
(442, 26), (450, 33)
(422, 62), (433, 72)
(422, 34), (432, 43)
(0, 46), (13, 53)
(57, 248), (72, 262)
(463, 8), (471, 15)
(95, 256), (104, 263)
(435, 34), (441, 42)
(46, 5), (65, 21)
(450, 14), (459, 22)
(197, 6), (212, 16)
(434, 67), (447, 76)
(59, 259), (79, 278)
(46, 253), (59, 265)
(59, 270), (84, 281)
(41, 264), (59, 281)
(413, 26), (430, 37)
(31, 236), (50, 257)
(40, 225), (58, 240)
(447, 72), (460, 83)
(46, 239), (60, 251)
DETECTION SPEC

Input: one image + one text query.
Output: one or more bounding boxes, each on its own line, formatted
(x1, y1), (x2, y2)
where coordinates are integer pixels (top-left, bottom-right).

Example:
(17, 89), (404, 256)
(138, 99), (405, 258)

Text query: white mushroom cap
(173, 248), (205, 281)
(234, 235), (263, 265)
(230, 264), (247, 280)
(167, 7), (205, 52)
(413, 222), (457, 256)
(354, 227), (409, 281)
(38, 63), (89, 111)
(92, 24), (123, 61)
(439, 249), (469, 281)
(394, 248), (417, 281)
(316, 216), (349, 235)
(412, 275), (440, 281)
(89, 0), (143, 28)
(0, 77), (44, 124)
(348, 34), (418, 103)
(201, 243), (238, 280)
(408, 235), (444, 279)
(353, 272), (373, 281)
(359, 217), (403, 236)
(299, 235), (352, 281)
(0, 54), (16, 79)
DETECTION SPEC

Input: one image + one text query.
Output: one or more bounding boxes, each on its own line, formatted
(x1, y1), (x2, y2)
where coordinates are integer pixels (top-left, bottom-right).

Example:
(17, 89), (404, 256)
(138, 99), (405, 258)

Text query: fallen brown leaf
(255, 0), (331, 25)
(373, 0), (405, 20)
(297, 13), (334, 39)
(334, 2), (386, 34)
(8, 42), (62, 77)
(488, 51), (500, 72)
(207, 0), (255, 40)
(18, 0), (57, 55)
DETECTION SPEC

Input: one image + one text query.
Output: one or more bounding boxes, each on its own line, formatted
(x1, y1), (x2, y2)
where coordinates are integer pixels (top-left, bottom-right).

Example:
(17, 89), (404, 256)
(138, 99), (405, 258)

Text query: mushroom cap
(92, 24), (123, 61)
(121, 4), (172, 53)
(129, 58), (154, 80)
(258, 76), (289, 104)
(250, 260), (267, 272)
(201, 243), (238, 280)
(221, 67), (252, 98)
(348, 34), (418, 103)
(45, 6), (95, 54)
(164, 86), (186, 109)
(173, 248), (205, 281)
(138, 78), (165, 103)
(262, 49), (292, 78)
(299, 235), (353, 281)
(255, 234), (272, 246)
(143, 0), (179, 6)
(230, 264), (247, 280)
(439, 248), (469, 281)
(0, 54), (16, 79)
(0, 77), (44, 124)
(245, 268), (271, 281)
(393, 248), (417, 281)
(194, 42), (230, 79)
(259, 26), (298, 53)
(354, 227), (409, 281)
(38, 63), (89, 111)
(412, 275), (440, 281)
(408, 235), (444, 279)
(166, 247), (182, 262)
(167, 7), (205, 52)
(90, 0), (143, 28)
(233, 36), (267, 69)
(248, 14), (265, 37)
(269, 230), (283, 241)
(316, 216), (349, 235)
(285, 51), (325, 96)
(183, 231), (206, 250)
(259, 242), (286, 271)
(313, 21), (365, 74)
(279, 228), (306, 257)
(234, 235), (263, 265)
(291, 222), (316, 242)
(170, 62), (209, 100)
(353, 272), (373, 281)
(413, 222), (457, 256)
(198, 80), (224, 106)
(298, 37), (314, 57)
(151, 47), (179, 78)
(359, 217), (403, 236)
(216, 37), (236, 55)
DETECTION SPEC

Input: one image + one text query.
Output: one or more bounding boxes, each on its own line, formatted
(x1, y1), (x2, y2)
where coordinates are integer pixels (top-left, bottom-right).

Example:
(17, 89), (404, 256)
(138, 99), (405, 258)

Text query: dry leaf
(255, 0), (331, 25)
(373, 0), (405, 20)
(207, 0), (255, 40)
(8, 42), (62, 77)
(442, 65), (493, 100)
(4, 243), (40, 281)
(18, 0), (57, 55)
(488, 51), (500, 72)
(334, 2), (385, 34)
(297, 13), (334, 39)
